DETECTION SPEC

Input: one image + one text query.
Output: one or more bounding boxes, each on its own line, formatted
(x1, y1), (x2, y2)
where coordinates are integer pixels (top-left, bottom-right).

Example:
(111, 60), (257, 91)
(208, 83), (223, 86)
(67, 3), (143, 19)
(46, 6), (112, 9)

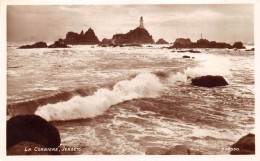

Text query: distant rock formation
(19, 41), (69, 49)
(19, 42), (47, 49)
(191, 75), (228, 87)
(7, 115), (61, 152)
(232, 41), (245, 49)
(169, 38), (245, 49)
(174, 38), (192, 46)
(230, 133), (255, 155)
(112, 27), (155, 44)
(63, 28), (100, 45)
(101, 38), (113, 45)
(246, 48), (254, 51)
(156, 38), (169, 44)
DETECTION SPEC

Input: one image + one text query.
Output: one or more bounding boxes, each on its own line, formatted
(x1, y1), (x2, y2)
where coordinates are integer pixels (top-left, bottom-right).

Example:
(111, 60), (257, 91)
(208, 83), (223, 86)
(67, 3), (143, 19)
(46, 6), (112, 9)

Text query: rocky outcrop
(156, 38), (169, 44)
(169, 38), (236, 49)
(112, 27), (155, 44)
(174, 38), (192, 46)
(19, 42), (47, 49)
(7, 115), (61, 153)
(48, 41), (69, 48)
(101, 38), (113, 45)
(232, 41), (245, 49)
(191, 75), (228, 87)
(164, 145), (202, 155)
(63, 28), (100, 45)
(230, 134), (255, 155)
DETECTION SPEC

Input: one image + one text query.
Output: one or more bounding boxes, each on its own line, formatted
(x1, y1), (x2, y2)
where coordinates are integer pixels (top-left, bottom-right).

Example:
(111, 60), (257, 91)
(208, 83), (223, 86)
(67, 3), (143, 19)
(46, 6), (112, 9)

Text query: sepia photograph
(1, 1), (258, 159)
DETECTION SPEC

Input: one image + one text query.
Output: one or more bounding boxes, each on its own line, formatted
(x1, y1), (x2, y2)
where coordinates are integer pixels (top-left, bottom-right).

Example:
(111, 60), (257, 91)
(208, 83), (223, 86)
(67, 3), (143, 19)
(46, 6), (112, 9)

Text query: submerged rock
(124, 44), (142, 47)
(230, 133), (255, 155)
(182, 55), (191, 58)
(164, 145), (202, 155)
(7, 115), (61, 150)
(191, 75), (228, 87)
(19, 42), (47, 49)
(178, 50), (200, 53)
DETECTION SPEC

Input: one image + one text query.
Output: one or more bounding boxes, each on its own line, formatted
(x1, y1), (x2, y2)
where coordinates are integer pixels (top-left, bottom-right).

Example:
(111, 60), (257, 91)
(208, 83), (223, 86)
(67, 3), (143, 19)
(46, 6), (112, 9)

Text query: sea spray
(35, 73), (166, 121)
(167, 54), (232, 83)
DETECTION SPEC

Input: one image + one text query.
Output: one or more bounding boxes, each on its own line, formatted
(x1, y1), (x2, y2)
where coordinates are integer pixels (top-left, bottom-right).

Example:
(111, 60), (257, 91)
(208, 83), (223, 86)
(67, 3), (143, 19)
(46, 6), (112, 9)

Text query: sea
(7, 42), (255, 155)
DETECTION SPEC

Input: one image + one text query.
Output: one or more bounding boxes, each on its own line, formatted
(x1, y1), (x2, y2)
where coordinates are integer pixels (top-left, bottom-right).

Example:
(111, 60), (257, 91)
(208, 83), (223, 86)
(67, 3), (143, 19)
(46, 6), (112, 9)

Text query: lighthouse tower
(139, 16), (144, 28)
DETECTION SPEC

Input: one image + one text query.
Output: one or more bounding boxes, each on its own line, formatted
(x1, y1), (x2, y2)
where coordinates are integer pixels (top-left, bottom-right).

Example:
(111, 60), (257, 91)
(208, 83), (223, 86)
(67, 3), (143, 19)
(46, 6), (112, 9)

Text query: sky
(7, 4), (254, 43)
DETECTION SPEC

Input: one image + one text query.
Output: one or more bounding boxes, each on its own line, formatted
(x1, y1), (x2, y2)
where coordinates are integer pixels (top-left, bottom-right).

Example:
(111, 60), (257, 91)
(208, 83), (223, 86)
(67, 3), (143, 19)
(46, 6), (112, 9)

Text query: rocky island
(169, 38), (245, 49)
(62, 28), (100, 45)
(156, 38), (169, 44)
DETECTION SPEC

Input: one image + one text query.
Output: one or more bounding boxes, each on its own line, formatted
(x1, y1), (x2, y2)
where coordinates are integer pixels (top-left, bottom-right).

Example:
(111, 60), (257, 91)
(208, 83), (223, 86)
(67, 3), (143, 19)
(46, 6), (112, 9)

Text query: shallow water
(7, 43), (254, 154)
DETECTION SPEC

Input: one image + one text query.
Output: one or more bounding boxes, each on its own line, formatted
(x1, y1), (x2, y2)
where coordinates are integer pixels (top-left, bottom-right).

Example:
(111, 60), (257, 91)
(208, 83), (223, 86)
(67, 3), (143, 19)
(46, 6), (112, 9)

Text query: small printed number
(221, 147), (240, 151)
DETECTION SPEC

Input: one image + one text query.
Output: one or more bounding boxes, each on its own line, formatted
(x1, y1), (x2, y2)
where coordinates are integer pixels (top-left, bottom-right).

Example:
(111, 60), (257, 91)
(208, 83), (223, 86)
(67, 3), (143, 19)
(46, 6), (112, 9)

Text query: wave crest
(35, 73), (166, 121)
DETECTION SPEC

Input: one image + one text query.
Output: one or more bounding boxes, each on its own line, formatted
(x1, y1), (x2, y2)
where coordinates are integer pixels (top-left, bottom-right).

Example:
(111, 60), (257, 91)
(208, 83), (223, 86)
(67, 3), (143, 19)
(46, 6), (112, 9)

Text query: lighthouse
(139, 16), (144, 28)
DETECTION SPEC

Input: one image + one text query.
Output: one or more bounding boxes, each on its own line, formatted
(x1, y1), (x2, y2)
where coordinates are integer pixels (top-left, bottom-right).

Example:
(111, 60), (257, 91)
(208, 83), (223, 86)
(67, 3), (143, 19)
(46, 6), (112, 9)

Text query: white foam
(35, 73), (166, 121)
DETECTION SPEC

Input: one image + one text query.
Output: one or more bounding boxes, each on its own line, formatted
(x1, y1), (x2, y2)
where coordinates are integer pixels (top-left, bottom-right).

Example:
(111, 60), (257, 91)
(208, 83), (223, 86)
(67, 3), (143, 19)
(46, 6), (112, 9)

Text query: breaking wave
(35, 73), (166, 121)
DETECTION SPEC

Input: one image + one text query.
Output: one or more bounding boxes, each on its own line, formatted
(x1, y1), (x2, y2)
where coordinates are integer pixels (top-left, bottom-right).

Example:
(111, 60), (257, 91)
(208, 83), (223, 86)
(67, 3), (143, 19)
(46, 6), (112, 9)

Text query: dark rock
(177, 50), (200, 53)
(101, 38), (113, 45)
(112, 27), (155, 44)
(164, 145), (202, 155)
(64, 28), (100, 45)
(19, 42), (47, 49)
(232, 41), (245, 49)
(230, 133), (255, 155)
(7, 141), (60, 155)
(169, 38), (233, 49)
(7, 115), (61, 150)
(189, 50), (200, 53)
(174, 38), (192, 46)
(48, 41), (69, 48)
(147, 45), (153, 47)
(182, 55), (191, 58)
(191, 75), (228, 87)
(156, 38), (169, 44)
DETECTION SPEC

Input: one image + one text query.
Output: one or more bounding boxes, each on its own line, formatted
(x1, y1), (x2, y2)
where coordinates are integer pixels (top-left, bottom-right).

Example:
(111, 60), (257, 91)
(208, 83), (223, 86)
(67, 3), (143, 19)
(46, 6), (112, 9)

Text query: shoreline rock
(7, 115), (61, 155)
(230, 133), (255, 155)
